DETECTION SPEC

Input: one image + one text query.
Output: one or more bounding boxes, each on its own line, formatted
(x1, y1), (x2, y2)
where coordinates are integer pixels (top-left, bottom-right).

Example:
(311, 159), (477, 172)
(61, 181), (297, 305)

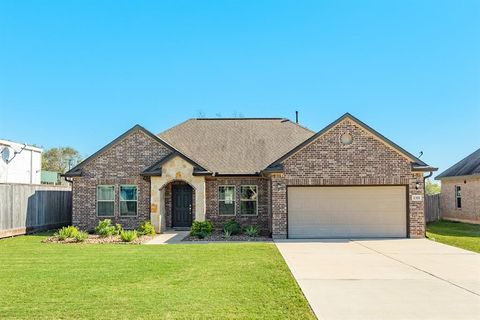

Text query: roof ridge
(194, 117), (285, 120)
(279, 118), (316, 134)
(157, 118), (195, 136)
(436, 147), (480, 179)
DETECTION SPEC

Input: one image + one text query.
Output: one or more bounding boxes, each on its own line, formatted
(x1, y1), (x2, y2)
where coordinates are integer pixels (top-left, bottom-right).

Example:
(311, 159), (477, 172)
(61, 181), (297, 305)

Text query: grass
(0, 233), (314, 320)
(426, 220), (480, 253)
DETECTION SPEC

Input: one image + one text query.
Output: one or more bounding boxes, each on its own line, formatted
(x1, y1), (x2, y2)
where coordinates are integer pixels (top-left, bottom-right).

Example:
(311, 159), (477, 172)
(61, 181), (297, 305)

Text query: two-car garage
(287, 186), (407, 238)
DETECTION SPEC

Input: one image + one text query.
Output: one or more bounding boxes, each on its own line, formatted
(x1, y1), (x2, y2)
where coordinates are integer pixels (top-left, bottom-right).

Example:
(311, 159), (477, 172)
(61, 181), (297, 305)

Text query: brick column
(271, 175), (287, 239)
(409, 173), (425, 238)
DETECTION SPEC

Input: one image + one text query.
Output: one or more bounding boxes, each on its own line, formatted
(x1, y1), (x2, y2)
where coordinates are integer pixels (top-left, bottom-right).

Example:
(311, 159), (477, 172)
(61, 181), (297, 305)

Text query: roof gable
(436, 148), (480, 179)
(141, 152), (210, 176)
(267, 113), (430, 170)
(63, 125), (184, 177)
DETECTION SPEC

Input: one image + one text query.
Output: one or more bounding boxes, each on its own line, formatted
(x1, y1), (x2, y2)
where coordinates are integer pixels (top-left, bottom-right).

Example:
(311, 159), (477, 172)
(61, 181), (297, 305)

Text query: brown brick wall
(72, 129), (171, 231)
(205, 177), (270, 234)
(271, 118), (426, 238)
(440, 177), (480, 223)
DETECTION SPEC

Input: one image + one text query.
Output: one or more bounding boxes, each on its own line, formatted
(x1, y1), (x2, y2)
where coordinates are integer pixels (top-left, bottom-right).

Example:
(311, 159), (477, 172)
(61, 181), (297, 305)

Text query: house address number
(411, 195), (423, 202)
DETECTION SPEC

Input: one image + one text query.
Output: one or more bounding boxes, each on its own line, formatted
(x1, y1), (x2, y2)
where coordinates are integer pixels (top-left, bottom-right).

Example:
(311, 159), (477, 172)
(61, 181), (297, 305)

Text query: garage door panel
(288, 186), (407, 238)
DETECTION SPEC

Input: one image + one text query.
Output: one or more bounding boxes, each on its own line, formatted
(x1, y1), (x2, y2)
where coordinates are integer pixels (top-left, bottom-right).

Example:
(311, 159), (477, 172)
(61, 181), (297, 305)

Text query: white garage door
(288, 186), (407, 238)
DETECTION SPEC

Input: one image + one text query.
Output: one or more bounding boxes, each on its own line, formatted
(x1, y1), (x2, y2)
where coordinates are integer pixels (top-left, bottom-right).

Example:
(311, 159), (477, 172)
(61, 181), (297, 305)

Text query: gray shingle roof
(158, 118), (315, 174)
(436, 148), (480, 179)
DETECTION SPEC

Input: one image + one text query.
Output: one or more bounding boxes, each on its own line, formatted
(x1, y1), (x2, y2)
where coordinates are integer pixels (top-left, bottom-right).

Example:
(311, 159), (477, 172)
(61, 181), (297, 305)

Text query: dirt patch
(43, 234), (154, 244)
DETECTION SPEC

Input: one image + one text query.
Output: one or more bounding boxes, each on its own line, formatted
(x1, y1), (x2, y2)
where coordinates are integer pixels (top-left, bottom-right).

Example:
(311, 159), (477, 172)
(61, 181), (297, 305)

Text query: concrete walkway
(144, 230), (189, 244)
(275, 239), (480, 320)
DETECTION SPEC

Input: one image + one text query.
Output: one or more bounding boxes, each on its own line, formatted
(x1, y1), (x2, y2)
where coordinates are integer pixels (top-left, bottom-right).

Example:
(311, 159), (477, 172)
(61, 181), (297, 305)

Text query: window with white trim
(97, 185), (115, 217)
(120, 185), (137, 216)
(219, 186), (235, 215)
(240, 185), (257, 215)
(455, 185), (462, 209)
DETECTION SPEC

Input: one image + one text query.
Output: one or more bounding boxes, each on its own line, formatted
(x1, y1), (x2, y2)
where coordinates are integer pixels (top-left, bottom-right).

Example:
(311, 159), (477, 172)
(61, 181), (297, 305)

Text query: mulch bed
(183, 231), (271, 242)
(43, 234), (154, 244)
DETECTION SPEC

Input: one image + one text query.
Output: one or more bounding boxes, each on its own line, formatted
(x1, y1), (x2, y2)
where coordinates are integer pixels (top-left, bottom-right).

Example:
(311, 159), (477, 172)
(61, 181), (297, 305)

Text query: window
(120, 185), (137, 216)
(97, 185), (115, 217)
(455, 185), (462, 209)
(219, 186), (235, 215)
(240, 185), (258, 215)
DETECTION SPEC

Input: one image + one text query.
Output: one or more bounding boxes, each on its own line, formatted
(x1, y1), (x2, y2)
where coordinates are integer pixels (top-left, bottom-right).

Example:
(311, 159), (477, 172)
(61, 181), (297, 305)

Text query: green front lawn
(426, 220), (480, 253)
(0, 234), (314, 319)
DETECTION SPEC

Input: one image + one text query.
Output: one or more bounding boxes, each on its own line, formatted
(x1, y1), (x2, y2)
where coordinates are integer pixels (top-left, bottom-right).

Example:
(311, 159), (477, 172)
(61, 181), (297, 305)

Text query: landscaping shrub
(120, 230), (138, 242)
(57, 226), (79, 240)
(94, 219), (120, 237)
(244, 226), (259, 237)
(114, 223), (123, 235)
(196, 230), (207, 239)
(74, 231), (89, 242)
(222, 219), (241, 235)
(138, 221), (156, 236)
(223, 229), (232, 239)
(190, 220), (213, 237)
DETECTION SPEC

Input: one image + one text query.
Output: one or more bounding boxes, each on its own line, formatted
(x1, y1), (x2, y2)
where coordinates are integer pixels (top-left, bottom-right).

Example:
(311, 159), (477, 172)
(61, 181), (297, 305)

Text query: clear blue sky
(1, 0), (479, 175)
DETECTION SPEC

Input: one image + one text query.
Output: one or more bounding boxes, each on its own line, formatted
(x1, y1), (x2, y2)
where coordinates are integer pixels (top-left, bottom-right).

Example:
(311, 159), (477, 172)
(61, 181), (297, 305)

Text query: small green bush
(57, 226), (79, 240)
(244, 226), (259, 237)
(222, 219), (241, 235)
(138, 221), (156, 236)
(114, 223), (123, 235)
(120, 230), (138, 242)
(223, 228), (232, 239)
(196, 230), (207, 239)
(74, 231), (89, 242)
(94, 219), (119, 237)
(190, 220), (213, 237)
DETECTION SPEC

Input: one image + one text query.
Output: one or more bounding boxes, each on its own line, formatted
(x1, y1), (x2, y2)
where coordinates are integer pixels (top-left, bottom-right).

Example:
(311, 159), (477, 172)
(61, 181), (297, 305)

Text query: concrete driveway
(275, 239), (480, 320)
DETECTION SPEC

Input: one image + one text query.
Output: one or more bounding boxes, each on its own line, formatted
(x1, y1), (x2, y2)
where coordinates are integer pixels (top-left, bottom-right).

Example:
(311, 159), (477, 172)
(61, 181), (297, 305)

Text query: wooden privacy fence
(425, 194), (441, 222)
(0, 183), (72, 238)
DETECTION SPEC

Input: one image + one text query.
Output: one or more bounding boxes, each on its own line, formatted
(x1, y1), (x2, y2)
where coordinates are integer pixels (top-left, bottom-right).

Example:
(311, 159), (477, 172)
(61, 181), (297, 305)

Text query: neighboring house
(436, 148), (480, 224)
(0, 139), (42, 184)
(64, 113), (436, 239)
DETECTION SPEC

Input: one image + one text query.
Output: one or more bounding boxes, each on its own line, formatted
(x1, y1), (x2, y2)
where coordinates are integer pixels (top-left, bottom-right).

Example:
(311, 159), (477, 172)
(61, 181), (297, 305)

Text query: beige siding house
(436, 148), (480, 224)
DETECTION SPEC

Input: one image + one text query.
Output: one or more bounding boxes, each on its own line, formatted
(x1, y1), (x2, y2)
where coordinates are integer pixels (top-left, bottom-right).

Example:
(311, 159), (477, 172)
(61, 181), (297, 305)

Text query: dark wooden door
(172, 184), (193, 228)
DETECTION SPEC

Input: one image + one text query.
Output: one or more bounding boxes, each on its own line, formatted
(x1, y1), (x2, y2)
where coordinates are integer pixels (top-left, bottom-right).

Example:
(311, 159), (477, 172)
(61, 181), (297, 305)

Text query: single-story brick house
(436, 148), (480, 224)
(64, 113), (437, 238)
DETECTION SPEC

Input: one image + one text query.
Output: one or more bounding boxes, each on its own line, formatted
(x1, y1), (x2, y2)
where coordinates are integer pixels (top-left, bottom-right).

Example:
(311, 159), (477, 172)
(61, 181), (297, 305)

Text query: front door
(172, 184), (193, 228)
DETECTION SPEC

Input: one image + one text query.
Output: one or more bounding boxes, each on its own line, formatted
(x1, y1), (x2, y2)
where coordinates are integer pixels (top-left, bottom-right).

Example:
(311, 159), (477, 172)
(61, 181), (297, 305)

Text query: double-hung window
(455, 186), (462, 209)
(97, 185), (115, 217)
(120, 185), (137, 216)
(240, 185), (258, 215)
(219, 186), (235, 215)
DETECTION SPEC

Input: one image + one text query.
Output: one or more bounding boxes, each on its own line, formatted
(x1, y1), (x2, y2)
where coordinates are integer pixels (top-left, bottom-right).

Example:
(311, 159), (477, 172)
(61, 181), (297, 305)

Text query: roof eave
(140, 171), (162, 177)
(212, 172), (262, 177)
(411, 165), (438, 172)
(61, 169), (83, 177)
(435, 173), (480, 181)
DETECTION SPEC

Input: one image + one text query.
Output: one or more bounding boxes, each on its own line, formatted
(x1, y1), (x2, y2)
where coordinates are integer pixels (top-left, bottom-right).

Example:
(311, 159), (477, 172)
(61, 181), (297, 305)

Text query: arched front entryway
(163, 180), (195, 229)
(149, 155), (207, 233)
